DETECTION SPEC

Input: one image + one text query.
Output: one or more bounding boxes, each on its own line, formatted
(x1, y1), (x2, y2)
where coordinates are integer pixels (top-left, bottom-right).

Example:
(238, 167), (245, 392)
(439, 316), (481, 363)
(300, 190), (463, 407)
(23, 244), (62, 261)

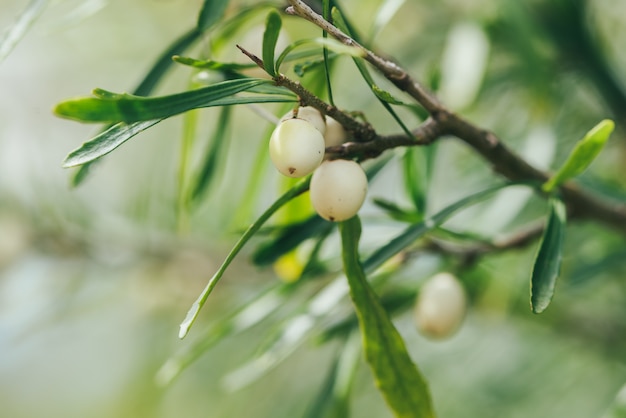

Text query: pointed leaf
(339, 217), (434, 418)
(178, 177), (311, 339)
(55, 78), (270, 123)
(262, 10), (282, 76)
(197, 0), (229, 32)
(530, 197), (567, 313)
(63, 120), (162, 167)
(542, 119), (615, 192)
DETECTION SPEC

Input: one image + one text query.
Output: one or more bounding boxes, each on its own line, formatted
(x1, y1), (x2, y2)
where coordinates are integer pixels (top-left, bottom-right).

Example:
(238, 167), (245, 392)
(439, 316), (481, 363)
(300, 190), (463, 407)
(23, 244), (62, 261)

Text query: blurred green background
(1, 0), (626, 417)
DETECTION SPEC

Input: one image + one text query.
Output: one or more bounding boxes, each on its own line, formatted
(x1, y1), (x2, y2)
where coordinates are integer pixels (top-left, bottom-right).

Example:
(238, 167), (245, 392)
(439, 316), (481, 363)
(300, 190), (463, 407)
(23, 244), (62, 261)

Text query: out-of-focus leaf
(63, 120), (162, 167)
(339, 216), (434, 418)
(602, 383), (626, 418)
(55, 78), (271, 123)
(252, 215), (332, 266)
(262, 10), (282, 76)
(173, 55), (256, 72)
(402, 147), (430, 214)
(178, 177), (311, 339)
(370, 0), (405, 41)
(0, 0), (47, 64)
(530, 197), (566, 313)
(157, 283), (290, 386)
(372, 198), (422, 223)
(542, 119), (615, 192)
(197, 0), (229, 32)
(305, 332), (361, 418)
(188, 107), (232, 203)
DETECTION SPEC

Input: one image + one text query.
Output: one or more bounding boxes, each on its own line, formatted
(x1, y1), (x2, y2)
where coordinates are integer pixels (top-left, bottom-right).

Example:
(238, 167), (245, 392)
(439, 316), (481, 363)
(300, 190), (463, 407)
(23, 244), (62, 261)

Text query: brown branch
(285, 0), (626, 236)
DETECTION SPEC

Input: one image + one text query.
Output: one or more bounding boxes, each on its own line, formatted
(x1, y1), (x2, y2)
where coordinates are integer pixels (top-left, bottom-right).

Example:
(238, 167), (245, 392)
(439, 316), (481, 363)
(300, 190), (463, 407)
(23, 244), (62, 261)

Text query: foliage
(19, 0), (624, 416)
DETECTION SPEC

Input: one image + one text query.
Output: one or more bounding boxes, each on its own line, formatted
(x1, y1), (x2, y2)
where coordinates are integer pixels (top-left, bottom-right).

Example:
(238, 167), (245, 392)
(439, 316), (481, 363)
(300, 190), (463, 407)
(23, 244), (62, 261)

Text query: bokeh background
(1, 0), (626, 417)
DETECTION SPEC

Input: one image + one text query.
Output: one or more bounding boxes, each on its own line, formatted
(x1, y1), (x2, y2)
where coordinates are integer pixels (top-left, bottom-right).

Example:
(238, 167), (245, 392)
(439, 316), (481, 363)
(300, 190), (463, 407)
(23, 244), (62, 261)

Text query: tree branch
(285, 0), (626, 236)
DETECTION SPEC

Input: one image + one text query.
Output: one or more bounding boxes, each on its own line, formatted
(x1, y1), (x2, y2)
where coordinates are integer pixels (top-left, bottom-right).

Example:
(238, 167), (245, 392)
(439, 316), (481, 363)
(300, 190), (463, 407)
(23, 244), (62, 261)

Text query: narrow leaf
(542, 119), (615, 192)
(197, 0), (229, 32)
(372, 85), (405, 105)
(339, 217), (435, 418)
(178, 177), (311, 339)
(274, 37), (364, 72)
(63, 119), (162, 167)
(262, 10), (282, 76)
(173, 55), (256, 71)
(530, 197), (567, 313)
(189, 106), (232, 203)
(55, 78), (270, 123)
(364, 182), (518, 272)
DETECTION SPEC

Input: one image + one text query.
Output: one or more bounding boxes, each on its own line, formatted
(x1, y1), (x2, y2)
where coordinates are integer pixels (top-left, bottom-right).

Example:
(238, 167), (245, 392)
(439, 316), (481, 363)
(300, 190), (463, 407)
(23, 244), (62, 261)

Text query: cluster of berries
(269, 106), (367, 222)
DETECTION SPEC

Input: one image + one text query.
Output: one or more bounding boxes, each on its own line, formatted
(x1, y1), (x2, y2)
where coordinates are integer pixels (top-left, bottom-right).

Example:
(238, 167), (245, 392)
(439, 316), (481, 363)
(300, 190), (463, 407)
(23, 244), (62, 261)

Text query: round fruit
(324, 116), (347, 147)
(269, 118), (325, 178)
(414, 272), (467, 340)
(280, 106), (326, 135)
(309, 159), (368, 222)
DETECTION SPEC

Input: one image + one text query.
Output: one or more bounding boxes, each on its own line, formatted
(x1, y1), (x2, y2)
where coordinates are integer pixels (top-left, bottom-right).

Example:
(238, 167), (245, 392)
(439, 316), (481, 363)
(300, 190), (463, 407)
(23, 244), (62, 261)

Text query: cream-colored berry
(280, 106), (326, 135)
(414, 272), (467, 340)
(269, 118), (325, 178)
(309, 159), (367, 222)
(324, 116), (347, 147)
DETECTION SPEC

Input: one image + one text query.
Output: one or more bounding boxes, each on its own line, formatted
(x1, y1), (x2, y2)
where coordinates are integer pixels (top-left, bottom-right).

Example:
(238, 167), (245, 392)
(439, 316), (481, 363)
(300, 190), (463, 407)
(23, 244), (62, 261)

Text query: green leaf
(262, 10), (282, 76)
(55, 78), (271, 123)
(178, 177), (311, 339)
(274, 37), (364, 72)
(364, 182), (518, 272)
(331, 7), (415, 139)
(339, 217), (435, 418)
(530, 197), (567, 313)
(402, 147), (430, 214)
(188, 106), (232, 203)
(542, 119), (615, 192)
(173, 55), (256, 72)
(372, 198), (422, 223)
(372, 85), (405, 105)
(63, 120), (162, 167)
(0, 0), (47, 64)
(197, 0), (229, 32)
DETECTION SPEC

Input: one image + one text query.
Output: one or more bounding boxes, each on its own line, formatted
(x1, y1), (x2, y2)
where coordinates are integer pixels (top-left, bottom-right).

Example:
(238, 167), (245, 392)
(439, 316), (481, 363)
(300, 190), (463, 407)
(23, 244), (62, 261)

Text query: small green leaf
(530, 197), (567, 313)
(262, 10), (282, 76)
(55, 78), (271, 123)
(173, 55), (256, 72)
(372, 85), (405, 105)
(339, 217), (435, 418)
(372, 198), (422, 223)
(178, 177), (311, 339)
(63, 120), (162, 167)
(197, 0), (229, 32)
(542, 119), (615, 192)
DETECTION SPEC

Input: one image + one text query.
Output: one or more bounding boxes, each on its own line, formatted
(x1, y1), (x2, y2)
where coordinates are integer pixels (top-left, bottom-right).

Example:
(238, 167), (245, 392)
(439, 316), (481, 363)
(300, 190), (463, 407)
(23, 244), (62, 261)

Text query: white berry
(269, 118), (325, 178)
(280, 106), (326, 135)
(324, 116), (347, 147)
(309, 159), (367, 222)
(414, 272), (467, 340)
